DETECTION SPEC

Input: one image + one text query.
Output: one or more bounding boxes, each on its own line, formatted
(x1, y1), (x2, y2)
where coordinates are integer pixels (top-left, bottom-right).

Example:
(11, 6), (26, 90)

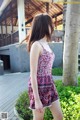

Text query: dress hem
(28, 98), (59, 110)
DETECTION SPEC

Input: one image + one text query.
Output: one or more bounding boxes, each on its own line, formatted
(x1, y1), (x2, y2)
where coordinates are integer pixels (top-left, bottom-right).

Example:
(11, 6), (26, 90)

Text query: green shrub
(52, 67), (63, 76)
(15, 91), (33, 120)
(44, 108), (53, 120)
(55, 78), (80, 120)
(15, 77), (80, 120)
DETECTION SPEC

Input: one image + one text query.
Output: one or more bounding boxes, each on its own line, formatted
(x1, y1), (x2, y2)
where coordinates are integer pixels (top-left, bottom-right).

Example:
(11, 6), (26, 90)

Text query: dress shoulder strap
(38, 41), (44, 49)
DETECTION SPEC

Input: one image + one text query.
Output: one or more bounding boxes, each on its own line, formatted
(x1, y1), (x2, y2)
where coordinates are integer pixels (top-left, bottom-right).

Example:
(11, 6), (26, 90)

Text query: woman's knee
(32, 109), (45, 120)
(57, 112), (63, 120)
(33, 114), (44, 120)
(54, 111), (63, 120)
(33, 118), (43, 120)
(49, 107), (63, 120)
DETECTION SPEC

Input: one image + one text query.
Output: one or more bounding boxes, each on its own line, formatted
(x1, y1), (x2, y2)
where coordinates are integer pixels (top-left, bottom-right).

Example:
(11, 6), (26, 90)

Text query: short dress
(28, 42), (59, 109)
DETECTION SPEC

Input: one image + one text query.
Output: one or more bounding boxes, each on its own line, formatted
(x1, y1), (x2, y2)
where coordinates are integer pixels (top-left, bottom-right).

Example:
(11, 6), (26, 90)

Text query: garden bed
(14, 106), (24, 120)
(14, 77), (80, 120)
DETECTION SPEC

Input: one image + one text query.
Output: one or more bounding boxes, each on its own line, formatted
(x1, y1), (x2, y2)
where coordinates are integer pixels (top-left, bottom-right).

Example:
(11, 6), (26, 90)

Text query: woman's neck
(39, 36), (48, 43)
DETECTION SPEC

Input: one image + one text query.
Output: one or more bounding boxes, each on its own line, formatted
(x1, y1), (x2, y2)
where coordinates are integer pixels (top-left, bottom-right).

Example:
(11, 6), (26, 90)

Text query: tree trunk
(63, 0), (80, 86)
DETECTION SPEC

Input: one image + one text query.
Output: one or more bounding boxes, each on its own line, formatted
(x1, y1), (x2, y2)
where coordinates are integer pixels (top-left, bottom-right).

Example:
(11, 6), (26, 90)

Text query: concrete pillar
(17, 0), (26, 43)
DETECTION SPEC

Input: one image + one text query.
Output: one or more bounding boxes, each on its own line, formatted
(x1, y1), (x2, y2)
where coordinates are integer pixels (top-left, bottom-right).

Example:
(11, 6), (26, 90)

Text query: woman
(27, 13), (63, 120)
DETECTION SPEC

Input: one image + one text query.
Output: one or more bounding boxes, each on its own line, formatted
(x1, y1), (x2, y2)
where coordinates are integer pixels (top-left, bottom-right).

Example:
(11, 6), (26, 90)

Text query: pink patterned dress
(28, 42), (59, 109)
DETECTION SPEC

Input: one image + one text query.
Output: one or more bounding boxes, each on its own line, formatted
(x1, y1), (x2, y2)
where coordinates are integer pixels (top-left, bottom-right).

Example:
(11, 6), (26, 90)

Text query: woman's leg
(32, 108), (45, 120)
(49, 99), (63, 120)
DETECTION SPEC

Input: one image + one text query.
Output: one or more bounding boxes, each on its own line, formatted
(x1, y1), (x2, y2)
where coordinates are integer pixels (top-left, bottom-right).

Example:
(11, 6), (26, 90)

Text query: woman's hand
(35, 99), (43, 113)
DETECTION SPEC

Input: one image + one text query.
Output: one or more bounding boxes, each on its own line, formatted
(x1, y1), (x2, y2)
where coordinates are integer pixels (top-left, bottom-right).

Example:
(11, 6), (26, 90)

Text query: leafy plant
(15, 91), (33, 120)
(52, 67), (63, 76)
(55, 78), (80, 120)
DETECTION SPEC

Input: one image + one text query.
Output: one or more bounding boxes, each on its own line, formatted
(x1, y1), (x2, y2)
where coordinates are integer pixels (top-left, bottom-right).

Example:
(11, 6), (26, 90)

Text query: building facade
(0, 0), (64, 72)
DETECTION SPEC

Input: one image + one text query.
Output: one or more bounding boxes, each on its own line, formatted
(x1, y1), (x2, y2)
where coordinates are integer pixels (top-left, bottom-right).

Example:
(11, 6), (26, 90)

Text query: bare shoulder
(30, 41), (41, 54)
(32, 41), (40, 47)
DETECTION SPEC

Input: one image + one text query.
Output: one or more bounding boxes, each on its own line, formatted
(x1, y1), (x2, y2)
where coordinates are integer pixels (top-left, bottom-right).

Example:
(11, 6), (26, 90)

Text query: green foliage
(15, 77), (80, 120)
(52, 67), (63, 76)
(55, 78), (80, 120)
(15, 91), (33, 120)
(44, 107), (53, 120)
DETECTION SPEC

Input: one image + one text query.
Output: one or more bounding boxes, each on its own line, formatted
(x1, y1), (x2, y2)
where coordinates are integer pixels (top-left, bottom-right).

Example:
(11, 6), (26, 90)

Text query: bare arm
(30, 41), (41, 101)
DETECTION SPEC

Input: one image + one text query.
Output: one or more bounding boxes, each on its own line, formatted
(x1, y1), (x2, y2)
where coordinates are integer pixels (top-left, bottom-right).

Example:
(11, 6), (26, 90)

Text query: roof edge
(0, 0), (11, 16)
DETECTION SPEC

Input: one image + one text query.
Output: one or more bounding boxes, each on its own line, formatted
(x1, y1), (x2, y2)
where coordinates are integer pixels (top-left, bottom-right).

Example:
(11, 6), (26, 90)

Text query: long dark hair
(21, 13), (54, 52)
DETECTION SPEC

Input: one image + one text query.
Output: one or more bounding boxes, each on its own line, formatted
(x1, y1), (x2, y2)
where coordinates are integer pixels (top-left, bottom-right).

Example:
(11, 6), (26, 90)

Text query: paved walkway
(0, 72), (62, 120)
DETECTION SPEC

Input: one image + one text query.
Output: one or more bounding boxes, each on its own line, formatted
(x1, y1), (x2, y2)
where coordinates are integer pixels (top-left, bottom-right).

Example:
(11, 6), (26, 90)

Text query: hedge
(15, 77), (80, 120)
